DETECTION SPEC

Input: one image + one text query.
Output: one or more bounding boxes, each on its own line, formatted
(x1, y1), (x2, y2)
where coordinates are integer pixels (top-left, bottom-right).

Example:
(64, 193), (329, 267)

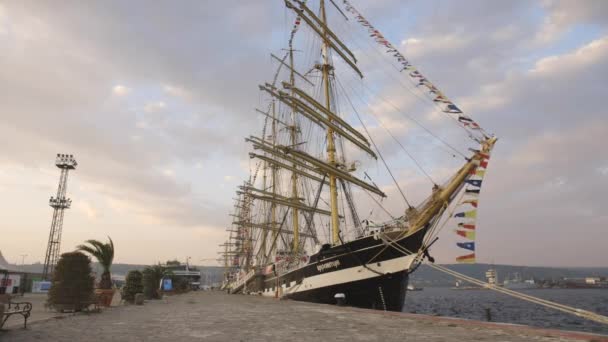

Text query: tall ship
(221, 0), (496, 311)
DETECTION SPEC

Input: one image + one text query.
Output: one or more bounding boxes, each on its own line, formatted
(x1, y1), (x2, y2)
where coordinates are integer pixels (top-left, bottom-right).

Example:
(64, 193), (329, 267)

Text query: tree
(143, 264), (168, 299)
(171, 276), (190, 293)
(166, 260), (180, 266)
(47, 252), (94, 311)
(77, 237), (115, 289)
(121, 270), (143, 303)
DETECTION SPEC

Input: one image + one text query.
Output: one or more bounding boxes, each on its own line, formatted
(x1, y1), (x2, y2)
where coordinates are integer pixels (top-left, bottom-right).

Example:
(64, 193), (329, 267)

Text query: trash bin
(334, 293), (346, 306)
(135, 293), (144, 305)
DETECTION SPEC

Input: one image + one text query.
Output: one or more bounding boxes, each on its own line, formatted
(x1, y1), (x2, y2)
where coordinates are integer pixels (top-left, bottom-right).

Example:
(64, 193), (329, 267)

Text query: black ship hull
(261, 225), (429, 312)
(286, 268), (409, 311)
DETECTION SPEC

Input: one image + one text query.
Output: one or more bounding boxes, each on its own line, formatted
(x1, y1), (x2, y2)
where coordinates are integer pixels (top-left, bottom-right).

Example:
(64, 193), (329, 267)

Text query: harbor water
(403, 287), (608, 334)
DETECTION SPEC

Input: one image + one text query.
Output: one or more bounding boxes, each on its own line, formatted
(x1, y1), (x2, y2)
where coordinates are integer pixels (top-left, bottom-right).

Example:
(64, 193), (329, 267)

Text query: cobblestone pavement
(2, 291), (606, 342)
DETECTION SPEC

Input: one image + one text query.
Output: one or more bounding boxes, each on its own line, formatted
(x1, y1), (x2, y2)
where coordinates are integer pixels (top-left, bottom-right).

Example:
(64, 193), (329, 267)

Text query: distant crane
(42, 154), (77, 280)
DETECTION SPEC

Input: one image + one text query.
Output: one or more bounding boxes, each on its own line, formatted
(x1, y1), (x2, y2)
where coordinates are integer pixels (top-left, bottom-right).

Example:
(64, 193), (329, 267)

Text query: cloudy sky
(1, 0), (606, 267)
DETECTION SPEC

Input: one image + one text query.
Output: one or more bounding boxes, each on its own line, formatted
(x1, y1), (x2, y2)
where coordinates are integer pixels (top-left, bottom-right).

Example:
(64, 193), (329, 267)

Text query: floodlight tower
(42, 154), (77, 280)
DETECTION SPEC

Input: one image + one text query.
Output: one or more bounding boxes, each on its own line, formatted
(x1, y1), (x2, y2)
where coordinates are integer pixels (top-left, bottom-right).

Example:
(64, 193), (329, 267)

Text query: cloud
(112, 84), (131, 96)
(536, 0), (608, 43)
(1, 1), (606, 267)
(459, 35), (608, 141)
(348, 1), (608, 266)
(401, 34), (473, 60)
(77, 201), (99, 219)
(163, 85), (191, 99)
(143, 101), (166, 113)
(531, 36), (608, 74)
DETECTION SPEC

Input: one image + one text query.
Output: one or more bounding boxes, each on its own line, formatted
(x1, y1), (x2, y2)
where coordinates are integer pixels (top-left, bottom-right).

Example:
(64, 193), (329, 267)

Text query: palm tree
(77, 237), (115, 289)
(143, 264), (171, 299)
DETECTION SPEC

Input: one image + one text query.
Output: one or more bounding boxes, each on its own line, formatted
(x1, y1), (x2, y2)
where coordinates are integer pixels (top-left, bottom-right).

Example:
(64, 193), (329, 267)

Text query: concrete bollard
(134, 293), (145, 305)
(334, 293), (346, 306)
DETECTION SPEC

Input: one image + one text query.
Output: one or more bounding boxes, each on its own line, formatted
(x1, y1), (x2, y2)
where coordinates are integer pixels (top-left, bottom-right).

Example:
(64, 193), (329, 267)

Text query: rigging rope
(331, 15), (471, 158)
(429, 263), (608, 326)
(336, 77), (437, 185)
(377, 233), (608, 326)
(353, 79), (467, 160)
(362, 188), (395, 219)
(336, 76), (413, 208)
(423, 183), (466, 247)
(340, 0), (490, 142)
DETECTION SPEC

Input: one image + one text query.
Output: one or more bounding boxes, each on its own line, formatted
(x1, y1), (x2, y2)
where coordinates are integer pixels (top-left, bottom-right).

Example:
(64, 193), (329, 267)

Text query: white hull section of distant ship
(503, 272), (536, 289)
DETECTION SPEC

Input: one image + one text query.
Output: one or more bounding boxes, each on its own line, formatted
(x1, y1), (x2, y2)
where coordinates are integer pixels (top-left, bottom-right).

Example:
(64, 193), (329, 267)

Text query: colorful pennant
(461, 199), (478, 208)
(454, 210), (477, 219)
(456, 253), (476, 263)
(457, 242), (475, 251)
(456, 230), (476, 239)
(453, 147), (493, 263)
(465, 189), (480, 195)
(469, 169), (485, 177)
(465, 179), (483, 187)
(458, 222), (476, 230)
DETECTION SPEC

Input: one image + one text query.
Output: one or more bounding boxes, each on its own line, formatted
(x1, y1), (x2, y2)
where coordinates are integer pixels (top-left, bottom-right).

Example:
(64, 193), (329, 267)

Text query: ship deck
(2, 291), (605, 341)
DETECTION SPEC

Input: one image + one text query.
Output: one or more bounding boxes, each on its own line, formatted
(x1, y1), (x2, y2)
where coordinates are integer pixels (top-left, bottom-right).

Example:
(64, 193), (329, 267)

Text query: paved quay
(2, 291), (606, 342)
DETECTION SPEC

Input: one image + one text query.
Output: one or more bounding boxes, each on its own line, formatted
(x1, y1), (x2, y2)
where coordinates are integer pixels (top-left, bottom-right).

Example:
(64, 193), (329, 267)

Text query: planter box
(95, 289), (116, 307)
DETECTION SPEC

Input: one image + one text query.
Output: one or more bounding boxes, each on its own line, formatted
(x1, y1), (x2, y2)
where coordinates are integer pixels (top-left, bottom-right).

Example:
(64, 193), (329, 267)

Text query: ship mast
(259, 149), (269, 264)
(271, 100), (279, 258)
(247, 0), (383, 262)
(289, 47), (300, 254)
(320, 0), (341, 245)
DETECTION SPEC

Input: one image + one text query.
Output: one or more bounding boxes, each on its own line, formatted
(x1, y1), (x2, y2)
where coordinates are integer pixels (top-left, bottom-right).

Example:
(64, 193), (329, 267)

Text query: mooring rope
(377, 233), (608, 325)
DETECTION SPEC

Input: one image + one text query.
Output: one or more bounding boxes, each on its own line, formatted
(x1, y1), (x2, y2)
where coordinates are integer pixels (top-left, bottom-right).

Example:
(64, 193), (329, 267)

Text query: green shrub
(171, 275), (190, 293)
(121, 270), (143, 303)
(47, 252), (94, 311)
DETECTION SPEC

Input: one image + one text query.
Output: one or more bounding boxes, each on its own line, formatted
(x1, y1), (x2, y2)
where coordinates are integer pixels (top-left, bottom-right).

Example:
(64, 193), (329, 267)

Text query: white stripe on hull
(262, 254), (417, 297)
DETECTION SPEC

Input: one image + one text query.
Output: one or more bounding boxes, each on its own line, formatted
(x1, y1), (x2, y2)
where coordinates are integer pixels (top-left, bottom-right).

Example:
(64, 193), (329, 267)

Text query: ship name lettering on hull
(317, 260), (341, 272)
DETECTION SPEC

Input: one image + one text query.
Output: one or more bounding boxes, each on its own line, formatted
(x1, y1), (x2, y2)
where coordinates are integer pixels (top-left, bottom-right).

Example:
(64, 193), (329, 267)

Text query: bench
(0, 295), (32, 330)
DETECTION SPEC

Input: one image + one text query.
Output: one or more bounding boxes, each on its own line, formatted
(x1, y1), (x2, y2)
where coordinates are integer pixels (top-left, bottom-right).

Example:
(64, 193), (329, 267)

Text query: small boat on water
(407, 284), (423, 291)
(451, 279), (484, 290)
